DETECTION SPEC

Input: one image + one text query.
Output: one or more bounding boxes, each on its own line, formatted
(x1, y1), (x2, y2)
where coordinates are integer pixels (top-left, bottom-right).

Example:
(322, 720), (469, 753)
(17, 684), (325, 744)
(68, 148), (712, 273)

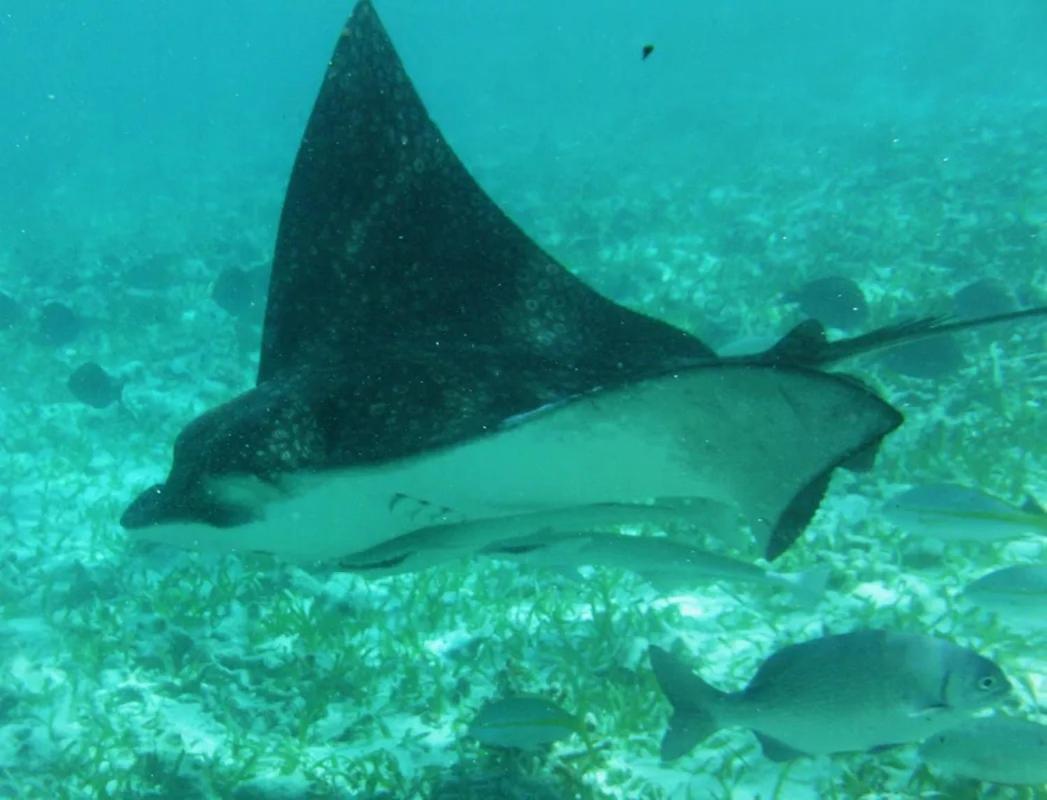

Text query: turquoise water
(0, 1), (1045, 798)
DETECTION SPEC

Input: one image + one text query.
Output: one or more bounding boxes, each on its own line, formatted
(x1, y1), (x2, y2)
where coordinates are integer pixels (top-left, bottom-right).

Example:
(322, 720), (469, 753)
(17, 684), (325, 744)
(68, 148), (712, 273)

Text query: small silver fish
(883, 483), (1047, 542)
(919, 716), (1047, 786)
(649, 629), (1010, 761)
(467, 696), (582, 751)
(963, 564), (1047, 630)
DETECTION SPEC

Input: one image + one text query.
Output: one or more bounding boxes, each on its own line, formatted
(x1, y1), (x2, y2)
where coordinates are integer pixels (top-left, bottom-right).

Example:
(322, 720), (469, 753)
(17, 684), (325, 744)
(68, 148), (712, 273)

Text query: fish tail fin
(648, 645), (725, 760)
(770, 565), (831, 607)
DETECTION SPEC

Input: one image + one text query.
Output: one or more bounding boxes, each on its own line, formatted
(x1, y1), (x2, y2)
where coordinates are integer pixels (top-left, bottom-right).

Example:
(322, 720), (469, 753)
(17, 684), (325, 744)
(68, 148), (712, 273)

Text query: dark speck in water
(642, 44), (655, 60)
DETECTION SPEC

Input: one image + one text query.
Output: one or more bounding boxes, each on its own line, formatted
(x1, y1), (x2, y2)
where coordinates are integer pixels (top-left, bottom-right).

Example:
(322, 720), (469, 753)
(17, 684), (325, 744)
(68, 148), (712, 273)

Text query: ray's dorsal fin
(258, 0), (712, 385)
(751, 307), (1047, 368)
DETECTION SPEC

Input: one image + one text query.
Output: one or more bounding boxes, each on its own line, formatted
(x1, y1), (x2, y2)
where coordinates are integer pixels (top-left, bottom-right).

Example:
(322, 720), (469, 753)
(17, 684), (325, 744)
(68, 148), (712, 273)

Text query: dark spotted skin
(258, 0), (711, 382)
(124, 0), (712, 532)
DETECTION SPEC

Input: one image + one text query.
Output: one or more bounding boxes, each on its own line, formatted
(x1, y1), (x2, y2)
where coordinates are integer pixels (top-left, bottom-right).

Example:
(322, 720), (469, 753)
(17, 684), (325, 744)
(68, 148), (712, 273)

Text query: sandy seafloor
(0, 95), (1046, 799)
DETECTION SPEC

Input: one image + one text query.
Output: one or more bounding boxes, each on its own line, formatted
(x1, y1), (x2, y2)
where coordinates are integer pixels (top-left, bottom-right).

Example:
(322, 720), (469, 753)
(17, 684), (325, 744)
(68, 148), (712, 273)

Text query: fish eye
(978, 676), (997, 690)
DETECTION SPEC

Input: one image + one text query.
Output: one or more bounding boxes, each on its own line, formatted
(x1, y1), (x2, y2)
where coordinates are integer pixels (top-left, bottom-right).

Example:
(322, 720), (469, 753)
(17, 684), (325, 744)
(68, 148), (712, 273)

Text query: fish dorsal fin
(258, 0), (712, 384)
(758, 319), (829, 365)
(754, 732), (806, 762)
(1021, 495), (1045, 516)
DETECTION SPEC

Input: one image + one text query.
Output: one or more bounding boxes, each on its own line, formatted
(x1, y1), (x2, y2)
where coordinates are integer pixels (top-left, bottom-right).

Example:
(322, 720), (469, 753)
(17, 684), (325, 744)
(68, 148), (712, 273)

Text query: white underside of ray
(131, 366), (891, 562)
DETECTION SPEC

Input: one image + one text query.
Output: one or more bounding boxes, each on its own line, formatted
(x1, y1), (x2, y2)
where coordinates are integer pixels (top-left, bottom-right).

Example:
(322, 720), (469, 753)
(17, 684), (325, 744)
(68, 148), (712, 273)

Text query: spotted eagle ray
(121, 0), (1046, 564)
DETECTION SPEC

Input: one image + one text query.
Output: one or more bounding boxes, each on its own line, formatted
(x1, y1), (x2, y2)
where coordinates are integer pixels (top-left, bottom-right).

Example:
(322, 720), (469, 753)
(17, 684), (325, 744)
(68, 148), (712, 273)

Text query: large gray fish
(119, 0), (1047, 567)
(963, 564), (1047, 629)
(649, 630), (1010, 761)
(919, 716), (1047, 786)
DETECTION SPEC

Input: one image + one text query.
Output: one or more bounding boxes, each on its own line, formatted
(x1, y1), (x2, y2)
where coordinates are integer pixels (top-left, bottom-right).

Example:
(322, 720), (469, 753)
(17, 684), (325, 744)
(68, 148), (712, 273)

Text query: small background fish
(37, 301), (81, 346)
(878, 336), (966, 379)
(919, 716), (1047, 786)
(0, 291), (22, 330)
(963, 564), (1047, 629)
(883, 483), (1047, 542)
(782, 275), (868, 331)
(468, 696), (583, 751)
(67, 362), (124, 409)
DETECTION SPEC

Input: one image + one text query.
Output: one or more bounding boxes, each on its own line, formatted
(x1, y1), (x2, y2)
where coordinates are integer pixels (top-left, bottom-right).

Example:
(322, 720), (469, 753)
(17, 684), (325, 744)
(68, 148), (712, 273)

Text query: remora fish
(963, 564), (1047, 629)
(919, 716), (1047, 786)
(649, 630), (1010, 761)
(883, 483), (1047, 542)
(482, 531), (829, 604)
(120, 0), (1047, 566)
(468, 696), (583, 751)
(336, 500), (744, 576)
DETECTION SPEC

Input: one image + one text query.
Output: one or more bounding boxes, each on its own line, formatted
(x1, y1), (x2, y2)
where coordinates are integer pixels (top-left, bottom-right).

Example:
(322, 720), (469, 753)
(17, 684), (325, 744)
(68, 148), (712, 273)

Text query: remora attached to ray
(120, 0), (1047, 563)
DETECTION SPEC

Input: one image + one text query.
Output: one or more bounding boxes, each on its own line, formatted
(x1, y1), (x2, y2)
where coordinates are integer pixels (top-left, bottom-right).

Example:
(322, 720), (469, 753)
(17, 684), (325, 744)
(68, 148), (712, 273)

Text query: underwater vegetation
(0, 1), (1045, 799)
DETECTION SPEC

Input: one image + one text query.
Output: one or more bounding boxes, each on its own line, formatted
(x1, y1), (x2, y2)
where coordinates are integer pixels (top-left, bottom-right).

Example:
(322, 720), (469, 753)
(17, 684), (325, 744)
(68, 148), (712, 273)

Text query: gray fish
(963, 564), (1047, 629)
(212, 266), (267, 317)
(483, 531), (829, 605)
(68, 362), (124, 409)
(919, 716), (1047, 786)
(340, 499), (821, 604)
(37, 301), (81, 346)
(0, 291), (21, 330)
(122, 252), (180, 292)
(879, 334), (965, 379)
(783, 276), (868, 331)
(649, 630), (1010, 761)
(953, 278), (1016, 321)
(468, 696), (582, 751)
(119, 0), (1047, 567)
(883, 483), (1047, 542)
